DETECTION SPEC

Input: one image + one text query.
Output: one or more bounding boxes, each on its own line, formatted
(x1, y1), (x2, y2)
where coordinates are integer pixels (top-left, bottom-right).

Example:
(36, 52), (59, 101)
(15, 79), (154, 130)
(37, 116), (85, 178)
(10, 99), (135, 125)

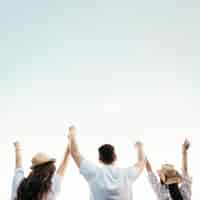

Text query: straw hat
(157, 164), (182, 185)
(31, 152), (56, 169)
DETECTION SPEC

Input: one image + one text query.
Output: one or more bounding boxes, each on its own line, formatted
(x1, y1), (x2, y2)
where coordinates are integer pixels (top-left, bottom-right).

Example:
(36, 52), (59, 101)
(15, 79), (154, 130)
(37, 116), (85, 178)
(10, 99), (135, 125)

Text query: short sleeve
(79, 158), (98, 182)
(125, 166), (140, 182)
(147, 171), (162, 197)
(180, 170), (192, 200)
(51, 174), (62, 195)
(11, 168), (25, 200)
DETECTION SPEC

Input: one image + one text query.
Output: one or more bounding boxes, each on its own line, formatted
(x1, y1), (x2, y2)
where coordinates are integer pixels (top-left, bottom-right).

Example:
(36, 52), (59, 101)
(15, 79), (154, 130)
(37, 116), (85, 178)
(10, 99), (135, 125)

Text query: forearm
(70, 135), (81, 168)
(182, 151), (188, 174)
(146, 159), (153, 173)
(138, 147), (145, 163)
(182, 139), (190, 174)
(57, 146), (70, 177)
(15, 149), (22, 169)
(134, 146), (145, 172)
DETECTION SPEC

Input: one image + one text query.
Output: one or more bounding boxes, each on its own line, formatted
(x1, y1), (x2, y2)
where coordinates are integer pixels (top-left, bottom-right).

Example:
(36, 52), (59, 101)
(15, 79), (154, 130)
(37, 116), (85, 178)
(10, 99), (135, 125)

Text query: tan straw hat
(31, 152), (56, 169)
(157, 164), (182, 185)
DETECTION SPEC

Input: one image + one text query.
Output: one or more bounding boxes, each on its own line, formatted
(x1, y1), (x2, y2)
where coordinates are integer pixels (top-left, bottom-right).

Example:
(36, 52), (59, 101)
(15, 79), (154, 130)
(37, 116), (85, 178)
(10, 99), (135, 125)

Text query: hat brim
(165, 177), (182, 185)
(157, 169), (182, 185)
(30, 158), (56, 169)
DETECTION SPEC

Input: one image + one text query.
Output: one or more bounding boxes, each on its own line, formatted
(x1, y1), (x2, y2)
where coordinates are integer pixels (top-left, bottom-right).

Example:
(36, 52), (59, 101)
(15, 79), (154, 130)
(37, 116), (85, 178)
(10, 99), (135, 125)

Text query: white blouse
(147, 170), (192, 200)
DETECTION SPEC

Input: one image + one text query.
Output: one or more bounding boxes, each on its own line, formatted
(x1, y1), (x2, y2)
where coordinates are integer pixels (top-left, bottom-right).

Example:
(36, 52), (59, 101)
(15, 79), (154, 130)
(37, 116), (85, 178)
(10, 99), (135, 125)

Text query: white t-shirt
(80, 159), (140, 200)
(11, 168), (62, 200)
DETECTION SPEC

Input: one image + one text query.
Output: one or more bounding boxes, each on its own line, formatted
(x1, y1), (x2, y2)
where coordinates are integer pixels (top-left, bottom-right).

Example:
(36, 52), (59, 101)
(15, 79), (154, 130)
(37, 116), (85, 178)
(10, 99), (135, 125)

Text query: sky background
(0, 0), (200, 199)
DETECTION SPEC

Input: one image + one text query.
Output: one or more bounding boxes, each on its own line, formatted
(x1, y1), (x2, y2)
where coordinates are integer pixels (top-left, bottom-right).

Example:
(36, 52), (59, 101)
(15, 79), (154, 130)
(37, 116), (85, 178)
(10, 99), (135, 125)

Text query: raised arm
(14, 141), (22, 169)
(182, 139), (190, 175)
(180, 139), (192, 199)
(57, 141), (70, 177)
(146, 159), (153, 173)
(146, 159), (162, 197)
(134, 141), (146, 174)
(68, 126), (82, 168)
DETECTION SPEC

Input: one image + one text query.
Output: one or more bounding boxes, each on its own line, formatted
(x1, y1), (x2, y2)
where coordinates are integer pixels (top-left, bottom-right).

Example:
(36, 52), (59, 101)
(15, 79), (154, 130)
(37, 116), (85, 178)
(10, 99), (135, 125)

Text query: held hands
(66, 126), (76, 153)
(134, 141), (145, 158)
(68, 125), (76, 138)
(182, 139), (190, 153)
(67, 125), (76, 151)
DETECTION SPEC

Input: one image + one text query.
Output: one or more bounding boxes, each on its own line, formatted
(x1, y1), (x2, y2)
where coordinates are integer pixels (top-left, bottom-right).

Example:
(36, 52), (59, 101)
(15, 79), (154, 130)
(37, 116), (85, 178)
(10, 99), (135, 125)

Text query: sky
(0, 0), (200, 199)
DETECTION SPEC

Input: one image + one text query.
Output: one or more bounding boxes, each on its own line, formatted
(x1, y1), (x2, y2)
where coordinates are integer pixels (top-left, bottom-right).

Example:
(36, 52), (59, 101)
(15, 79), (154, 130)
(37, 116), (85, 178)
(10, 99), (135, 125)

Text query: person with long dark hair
(145, 139), (192, 200)
(11, 140), (70, 200)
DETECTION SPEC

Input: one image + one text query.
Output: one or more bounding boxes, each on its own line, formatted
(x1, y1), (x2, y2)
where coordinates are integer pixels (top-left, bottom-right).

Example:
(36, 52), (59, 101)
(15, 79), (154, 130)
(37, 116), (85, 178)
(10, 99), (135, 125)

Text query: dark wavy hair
(168, 183), (183, 200)
(98, 144), (116, 164)
(15, 162), (56, 200)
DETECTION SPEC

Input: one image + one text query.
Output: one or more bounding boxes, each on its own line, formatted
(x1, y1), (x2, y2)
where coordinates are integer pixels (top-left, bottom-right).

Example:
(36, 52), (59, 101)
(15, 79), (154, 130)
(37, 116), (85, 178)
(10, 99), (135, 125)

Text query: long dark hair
(15, 162), (56, 200)
(168, 183), (183, 200)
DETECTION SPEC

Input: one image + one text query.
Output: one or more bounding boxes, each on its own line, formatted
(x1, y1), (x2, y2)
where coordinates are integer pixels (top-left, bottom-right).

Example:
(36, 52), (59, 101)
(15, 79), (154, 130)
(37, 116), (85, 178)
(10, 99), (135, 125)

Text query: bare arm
(68, 126), (82, 168)
(182, 139), (190, 174)
(180, 139), (192, 199)
(57, 143), (70, 177)
(134, 141), (146, 174)
(14, 142), (22, 169)
(146, 159), (153, 173)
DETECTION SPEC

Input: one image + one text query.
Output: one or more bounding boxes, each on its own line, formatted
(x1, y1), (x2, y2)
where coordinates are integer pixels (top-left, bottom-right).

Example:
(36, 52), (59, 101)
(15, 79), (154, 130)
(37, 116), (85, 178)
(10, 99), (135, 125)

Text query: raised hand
(182, 139), (190, 153)
(14, 141), (21, 150)
(68, 125), (76, 138)
(13, 141), (22, 168)
(134, 141), (145, 174)
(134, 141), (143, 150)
(182, 138), (190, 174)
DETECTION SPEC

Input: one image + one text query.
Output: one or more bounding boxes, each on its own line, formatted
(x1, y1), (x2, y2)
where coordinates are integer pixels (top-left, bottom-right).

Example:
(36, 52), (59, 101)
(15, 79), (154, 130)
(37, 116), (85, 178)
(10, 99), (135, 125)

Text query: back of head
(98, 144), (116, 165)
(168, 183), (183, 200)
(16, 162), (56, 200)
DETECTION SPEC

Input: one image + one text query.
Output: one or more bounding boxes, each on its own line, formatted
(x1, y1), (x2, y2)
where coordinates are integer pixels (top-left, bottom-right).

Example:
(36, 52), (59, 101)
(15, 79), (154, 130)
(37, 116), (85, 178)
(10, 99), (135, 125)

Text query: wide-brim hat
(157, 164), (182, 185)
(30, 152), (56, 169)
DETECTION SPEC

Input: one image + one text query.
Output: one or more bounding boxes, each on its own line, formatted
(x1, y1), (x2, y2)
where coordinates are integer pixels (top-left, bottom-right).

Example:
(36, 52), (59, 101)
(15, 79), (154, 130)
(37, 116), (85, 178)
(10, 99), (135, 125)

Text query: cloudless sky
(0, 0), (200, 199)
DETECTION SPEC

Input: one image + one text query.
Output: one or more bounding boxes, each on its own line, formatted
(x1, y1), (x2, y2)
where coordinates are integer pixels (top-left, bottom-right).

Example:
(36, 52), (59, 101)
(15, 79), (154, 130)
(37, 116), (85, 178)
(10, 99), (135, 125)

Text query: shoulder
(79, 158), (99, 181)
(181, 169), (192, 184)
(11, 168), (25, 200)
(80, 158), (99, 173)
(13, 168), (25, 184)
(51, 173), (63, 195)
(122, 166), (141, 182)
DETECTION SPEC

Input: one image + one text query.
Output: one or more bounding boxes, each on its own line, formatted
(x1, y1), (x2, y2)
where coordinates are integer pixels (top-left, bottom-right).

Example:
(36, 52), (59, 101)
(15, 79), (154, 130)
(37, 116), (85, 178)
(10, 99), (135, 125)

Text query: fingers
(183, 138), (190, 152)
(69, 125), (76, 133)
(14, 141), (21, 149)
(68, 125), (77, 139)
(69, 125), (76, 132)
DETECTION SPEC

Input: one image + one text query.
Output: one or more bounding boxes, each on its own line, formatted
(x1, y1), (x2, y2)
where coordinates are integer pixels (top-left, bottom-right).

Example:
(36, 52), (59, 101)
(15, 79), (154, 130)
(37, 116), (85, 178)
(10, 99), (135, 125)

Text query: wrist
(182, 150), (187, 154)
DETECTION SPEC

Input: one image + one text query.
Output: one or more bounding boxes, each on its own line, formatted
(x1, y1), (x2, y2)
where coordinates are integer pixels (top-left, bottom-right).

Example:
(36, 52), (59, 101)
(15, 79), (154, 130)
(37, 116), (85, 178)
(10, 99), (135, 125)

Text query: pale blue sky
(0, 0), (200, 199)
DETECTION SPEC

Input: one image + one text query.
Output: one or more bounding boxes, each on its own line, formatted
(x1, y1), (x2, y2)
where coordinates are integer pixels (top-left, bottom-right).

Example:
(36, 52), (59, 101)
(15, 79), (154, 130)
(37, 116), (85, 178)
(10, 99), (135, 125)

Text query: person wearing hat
(68, 125), (146, 200)
(11, 140), (70, 200)
(145, 139), (192, 200)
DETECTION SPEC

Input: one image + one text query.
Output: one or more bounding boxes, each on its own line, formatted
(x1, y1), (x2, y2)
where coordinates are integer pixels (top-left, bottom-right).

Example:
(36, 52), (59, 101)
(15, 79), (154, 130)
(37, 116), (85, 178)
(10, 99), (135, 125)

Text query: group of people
(11, 126), (192, 200)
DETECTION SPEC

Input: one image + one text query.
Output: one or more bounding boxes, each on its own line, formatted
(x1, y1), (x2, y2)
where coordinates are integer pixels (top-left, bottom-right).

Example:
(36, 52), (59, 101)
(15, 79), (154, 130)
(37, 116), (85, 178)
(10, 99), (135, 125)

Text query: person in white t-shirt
(11, 140), (70, 200)
(68, 126), (146, 200)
